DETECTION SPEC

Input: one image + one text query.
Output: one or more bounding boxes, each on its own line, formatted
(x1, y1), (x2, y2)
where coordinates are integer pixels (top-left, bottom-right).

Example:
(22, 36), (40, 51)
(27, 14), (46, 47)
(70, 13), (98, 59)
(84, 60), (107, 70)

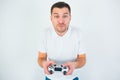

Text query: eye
(54, 15), (59, 18)
(63, 15), (68, 18)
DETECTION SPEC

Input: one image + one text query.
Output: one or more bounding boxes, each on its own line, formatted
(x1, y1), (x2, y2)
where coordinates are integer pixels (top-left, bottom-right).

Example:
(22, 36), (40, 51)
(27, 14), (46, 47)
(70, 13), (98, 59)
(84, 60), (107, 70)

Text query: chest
(46, 35), (79, 63)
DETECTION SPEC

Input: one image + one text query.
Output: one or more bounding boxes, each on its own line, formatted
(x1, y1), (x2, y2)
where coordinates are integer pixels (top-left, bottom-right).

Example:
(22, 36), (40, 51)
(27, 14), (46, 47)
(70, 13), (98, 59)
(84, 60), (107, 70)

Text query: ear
(70, 15), (71, 21)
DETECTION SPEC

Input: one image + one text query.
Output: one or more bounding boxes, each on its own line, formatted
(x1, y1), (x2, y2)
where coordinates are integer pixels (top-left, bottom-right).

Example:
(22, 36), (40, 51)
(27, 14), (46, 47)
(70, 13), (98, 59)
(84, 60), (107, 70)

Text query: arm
(62, 53), (86, 75)
(74, 53), (86, 68)
(37, 51), (47, 68)
(37, 51), (56, 74)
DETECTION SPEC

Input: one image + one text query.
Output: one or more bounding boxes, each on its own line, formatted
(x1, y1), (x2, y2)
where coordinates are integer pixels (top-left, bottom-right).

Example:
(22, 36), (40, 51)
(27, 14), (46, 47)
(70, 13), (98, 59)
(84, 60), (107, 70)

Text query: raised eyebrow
(64, 12), (69, 14)
(53, 13), (69, 15)
(53, 13), (58, 14)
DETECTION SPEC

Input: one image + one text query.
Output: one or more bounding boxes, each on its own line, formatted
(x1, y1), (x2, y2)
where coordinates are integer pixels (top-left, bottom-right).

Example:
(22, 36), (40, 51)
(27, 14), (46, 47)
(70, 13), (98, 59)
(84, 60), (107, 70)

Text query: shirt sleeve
(38, 29), (47, 53)
(77, 28), (86, 54)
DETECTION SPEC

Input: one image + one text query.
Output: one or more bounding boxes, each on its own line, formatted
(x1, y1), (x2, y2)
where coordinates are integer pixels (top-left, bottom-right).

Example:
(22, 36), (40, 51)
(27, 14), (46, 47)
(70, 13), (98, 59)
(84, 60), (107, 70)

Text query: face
(51, 7), (71, 35)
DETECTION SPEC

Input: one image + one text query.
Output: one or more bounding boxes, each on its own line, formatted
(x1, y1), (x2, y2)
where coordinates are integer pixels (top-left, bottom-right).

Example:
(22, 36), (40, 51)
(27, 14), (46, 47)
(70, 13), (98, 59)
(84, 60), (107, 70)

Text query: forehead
(52, 7), (70, 15)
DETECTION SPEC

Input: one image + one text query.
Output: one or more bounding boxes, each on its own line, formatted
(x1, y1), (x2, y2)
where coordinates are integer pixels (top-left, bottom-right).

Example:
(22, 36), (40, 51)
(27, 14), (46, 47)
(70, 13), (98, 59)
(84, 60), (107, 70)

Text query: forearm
(74, 53), (86, 69)
(38, 52), (47, 68)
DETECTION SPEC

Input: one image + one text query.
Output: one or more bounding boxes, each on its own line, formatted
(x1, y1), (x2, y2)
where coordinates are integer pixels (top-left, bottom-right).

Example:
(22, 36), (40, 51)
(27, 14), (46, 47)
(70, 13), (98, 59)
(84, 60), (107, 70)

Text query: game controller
(48, 64), (69, 75)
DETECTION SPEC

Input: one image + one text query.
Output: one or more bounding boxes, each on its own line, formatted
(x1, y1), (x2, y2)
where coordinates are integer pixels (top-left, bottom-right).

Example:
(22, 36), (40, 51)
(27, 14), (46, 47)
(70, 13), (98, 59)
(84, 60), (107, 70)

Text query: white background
(0, 0), (120, 80)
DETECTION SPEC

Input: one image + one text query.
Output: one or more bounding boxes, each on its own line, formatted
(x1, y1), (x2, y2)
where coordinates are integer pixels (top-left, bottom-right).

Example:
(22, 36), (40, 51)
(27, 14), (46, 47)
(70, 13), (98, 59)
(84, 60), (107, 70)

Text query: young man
(38, 2), (86, 80)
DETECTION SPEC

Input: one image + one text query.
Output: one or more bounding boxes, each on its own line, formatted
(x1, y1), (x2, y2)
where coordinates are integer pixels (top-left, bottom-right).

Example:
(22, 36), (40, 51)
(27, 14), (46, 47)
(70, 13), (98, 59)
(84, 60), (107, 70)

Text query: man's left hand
(62, 62), (75, 75)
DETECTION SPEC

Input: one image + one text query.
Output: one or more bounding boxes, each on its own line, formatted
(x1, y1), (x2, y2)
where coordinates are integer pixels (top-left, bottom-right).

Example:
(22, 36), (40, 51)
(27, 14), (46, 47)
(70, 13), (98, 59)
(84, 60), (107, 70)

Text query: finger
(66, 69), (73, 75)
(44, 68), (51, 75)
(44, 65), (51, 75)
(44, 61), (56, 75)
(48, 61), (56, 65)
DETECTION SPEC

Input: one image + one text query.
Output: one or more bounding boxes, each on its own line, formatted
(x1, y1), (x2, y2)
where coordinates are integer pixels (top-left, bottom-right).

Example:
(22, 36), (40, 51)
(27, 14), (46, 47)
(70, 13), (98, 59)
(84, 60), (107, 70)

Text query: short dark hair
(51, 2), (71, 14)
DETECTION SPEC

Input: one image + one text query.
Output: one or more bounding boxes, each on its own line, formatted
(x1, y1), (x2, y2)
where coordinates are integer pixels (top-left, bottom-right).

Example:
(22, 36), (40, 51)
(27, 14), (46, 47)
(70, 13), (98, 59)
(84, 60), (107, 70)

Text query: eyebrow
(53, 12), (69, 15)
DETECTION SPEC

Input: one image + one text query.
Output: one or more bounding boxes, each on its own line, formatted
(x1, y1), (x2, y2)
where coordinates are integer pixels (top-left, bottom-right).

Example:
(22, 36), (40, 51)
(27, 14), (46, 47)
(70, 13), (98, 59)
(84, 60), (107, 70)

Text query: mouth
(58, 24), (65, 27)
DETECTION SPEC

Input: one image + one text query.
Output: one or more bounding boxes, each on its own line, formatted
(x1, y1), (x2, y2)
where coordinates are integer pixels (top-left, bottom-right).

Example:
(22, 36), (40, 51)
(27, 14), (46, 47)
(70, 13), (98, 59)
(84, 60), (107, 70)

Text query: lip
(58, 24), (65, 27)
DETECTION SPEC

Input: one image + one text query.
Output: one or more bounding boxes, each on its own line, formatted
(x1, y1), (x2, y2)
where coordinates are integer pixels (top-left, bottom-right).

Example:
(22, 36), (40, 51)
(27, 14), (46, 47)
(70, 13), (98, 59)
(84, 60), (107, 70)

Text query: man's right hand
(42, 61), (56, 75)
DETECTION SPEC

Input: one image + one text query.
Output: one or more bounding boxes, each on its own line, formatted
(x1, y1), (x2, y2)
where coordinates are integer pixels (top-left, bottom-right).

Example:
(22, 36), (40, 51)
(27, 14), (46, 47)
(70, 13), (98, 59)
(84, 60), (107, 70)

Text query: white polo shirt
(39, 26), (84, 80)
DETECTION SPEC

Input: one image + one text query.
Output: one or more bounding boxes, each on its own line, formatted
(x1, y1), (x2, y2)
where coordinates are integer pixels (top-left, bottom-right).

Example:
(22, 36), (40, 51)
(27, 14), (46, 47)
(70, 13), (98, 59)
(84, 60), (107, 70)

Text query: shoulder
(70, 26), (83, 41)
(70, 26), (81, 36)
(40, 27), (52, 40)
(42, 27), (52, 36)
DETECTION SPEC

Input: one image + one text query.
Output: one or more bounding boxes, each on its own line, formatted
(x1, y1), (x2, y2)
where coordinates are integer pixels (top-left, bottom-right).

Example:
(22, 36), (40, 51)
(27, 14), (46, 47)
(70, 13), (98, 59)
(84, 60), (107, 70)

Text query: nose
(58, 17), (64, 24)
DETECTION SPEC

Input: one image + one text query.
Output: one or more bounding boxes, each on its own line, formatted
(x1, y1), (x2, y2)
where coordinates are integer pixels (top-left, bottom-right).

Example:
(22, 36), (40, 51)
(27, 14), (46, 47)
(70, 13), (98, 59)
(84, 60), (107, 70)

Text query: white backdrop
(0, 0), (120, 80)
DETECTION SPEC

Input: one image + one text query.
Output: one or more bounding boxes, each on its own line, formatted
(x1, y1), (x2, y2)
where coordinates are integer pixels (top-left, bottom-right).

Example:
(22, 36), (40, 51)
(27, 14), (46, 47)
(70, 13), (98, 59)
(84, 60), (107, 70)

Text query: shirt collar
(51, 26), (71, 39)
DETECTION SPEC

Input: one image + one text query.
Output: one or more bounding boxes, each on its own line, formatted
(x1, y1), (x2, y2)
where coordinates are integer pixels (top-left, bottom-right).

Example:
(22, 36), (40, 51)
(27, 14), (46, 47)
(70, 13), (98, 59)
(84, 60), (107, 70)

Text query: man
(38, 2), (86, 80)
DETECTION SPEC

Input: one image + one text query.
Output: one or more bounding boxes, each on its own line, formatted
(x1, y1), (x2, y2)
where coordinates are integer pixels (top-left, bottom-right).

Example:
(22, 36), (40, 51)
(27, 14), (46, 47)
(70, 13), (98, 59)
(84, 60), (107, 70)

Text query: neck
(56, 31), (67, 36)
